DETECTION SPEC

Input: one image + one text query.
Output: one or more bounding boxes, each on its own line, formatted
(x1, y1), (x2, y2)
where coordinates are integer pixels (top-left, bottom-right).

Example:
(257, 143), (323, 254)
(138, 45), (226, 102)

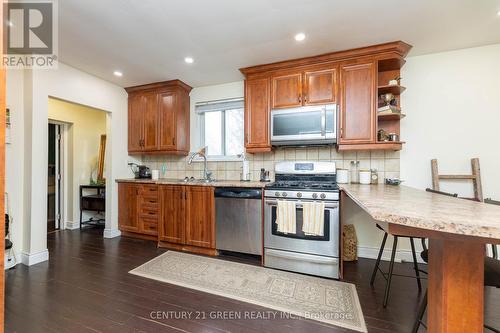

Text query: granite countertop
(115, 178), (267, 188)
(340, 184), (500, 240)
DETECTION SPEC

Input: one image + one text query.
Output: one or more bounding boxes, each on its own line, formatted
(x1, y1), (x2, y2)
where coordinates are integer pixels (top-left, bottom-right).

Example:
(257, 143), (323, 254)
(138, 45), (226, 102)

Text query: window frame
(199, 107), (244, 161)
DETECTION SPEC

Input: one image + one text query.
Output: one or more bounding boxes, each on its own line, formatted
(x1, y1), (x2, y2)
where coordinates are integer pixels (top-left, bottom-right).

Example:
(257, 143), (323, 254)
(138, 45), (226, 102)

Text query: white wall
(401, 44), (500, 200)
(6, 63), (136, 265)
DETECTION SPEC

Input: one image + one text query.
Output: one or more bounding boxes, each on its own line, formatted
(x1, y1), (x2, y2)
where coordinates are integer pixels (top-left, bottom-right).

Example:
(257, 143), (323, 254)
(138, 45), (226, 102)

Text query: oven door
(270, 105), (336, 145)
(264, 199), (339, 257)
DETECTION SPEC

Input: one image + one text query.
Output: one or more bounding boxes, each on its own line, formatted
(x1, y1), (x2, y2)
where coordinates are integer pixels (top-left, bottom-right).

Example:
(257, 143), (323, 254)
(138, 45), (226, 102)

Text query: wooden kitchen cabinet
(245, 78), (272, 153)
(304, 68), (337, 105)
(271, 72), (303, 109)
(158, 185), (185, 244)
(240, 41), (411, 152)
(185, 186), (215, 249)
(127, 94), (144, 153)
(118, 183), (140, 232)
(338, 61), (376, 144)
(158, 185), (216, 255)
(125, 80), (192, 155)
(118, 183), (159, 239)
(271, 67), (337, 109)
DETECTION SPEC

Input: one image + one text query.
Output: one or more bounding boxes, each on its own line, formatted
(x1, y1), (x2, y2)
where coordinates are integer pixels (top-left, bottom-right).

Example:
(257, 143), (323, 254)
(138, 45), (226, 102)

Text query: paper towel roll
(242, 160), (250, 180)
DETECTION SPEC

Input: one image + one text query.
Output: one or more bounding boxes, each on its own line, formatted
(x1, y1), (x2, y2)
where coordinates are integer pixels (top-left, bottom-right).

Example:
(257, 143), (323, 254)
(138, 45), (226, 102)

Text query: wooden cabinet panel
(271, 72), (302, 109)
(245, 78), (271, 152)
(125, 80), (192, 155)
(158, 91), (177, 150)
(159, 185), (185, 244)
(185, 186), (215, 249)
(143, 92), (159, 150)
(339, 61), (376, 144)
(304, 68), (337, 105)
(128, 94), (144, 152)
(118, 183), (140, 232)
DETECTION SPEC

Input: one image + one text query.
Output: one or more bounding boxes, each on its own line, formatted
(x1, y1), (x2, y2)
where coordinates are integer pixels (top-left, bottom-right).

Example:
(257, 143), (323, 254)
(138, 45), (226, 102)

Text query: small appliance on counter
(128, 163), (152, 179)
(260, 168), (271, 182)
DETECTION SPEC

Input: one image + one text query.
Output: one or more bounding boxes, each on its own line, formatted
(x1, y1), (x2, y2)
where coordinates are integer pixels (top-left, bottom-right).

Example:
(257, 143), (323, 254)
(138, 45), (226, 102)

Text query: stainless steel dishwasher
(215, 188), (263, 255)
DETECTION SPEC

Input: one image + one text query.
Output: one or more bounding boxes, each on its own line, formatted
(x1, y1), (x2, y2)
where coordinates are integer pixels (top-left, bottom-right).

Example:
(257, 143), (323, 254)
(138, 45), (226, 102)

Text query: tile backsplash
(142, 147), (400, 183)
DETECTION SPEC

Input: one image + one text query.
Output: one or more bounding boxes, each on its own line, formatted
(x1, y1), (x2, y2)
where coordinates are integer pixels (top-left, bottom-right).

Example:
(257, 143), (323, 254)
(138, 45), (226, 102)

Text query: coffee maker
(128, 163), (152, 179)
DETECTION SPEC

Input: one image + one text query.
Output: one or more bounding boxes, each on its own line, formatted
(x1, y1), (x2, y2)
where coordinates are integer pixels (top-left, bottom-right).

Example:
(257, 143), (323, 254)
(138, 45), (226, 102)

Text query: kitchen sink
(179, 177), (216, 184)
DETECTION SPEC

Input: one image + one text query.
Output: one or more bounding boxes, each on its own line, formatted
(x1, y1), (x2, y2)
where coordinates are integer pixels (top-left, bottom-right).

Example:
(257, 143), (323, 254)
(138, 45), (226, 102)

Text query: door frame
(48, 120), (69, 231)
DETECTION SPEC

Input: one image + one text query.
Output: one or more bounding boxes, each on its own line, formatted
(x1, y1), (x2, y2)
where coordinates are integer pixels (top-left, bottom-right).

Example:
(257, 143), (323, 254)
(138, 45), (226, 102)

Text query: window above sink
(196, 98), (244, 161)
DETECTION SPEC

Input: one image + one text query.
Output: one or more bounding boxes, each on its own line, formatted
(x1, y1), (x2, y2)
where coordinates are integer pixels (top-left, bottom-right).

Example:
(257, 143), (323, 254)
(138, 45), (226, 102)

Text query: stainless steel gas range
(264, 161), (340, 279)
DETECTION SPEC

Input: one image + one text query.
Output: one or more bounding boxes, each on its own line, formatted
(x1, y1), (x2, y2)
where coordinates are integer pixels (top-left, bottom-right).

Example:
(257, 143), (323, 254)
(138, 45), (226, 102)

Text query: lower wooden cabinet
(118, 183), (159, 239)
(158, 185), (216, 255)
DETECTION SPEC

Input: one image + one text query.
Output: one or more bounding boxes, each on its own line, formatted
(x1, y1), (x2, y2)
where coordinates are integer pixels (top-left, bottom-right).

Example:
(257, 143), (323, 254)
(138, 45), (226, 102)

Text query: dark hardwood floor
(5, 229), (500, 332)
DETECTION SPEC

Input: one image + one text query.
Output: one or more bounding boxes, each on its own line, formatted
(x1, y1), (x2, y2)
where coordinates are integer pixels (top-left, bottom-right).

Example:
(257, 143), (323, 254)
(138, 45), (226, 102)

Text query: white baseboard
(357, 245), (426, 264)
(65, 221), (80, 230)
(103, 228), (121, 239)
(21, 249), (49, 266)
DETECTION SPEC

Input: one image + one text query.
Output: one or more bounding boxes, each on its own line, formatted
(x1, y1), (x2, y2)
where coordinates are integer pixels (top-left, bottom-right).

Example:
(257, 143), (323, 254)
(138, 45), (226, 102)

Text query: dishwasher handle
(214, 188), (262, 199)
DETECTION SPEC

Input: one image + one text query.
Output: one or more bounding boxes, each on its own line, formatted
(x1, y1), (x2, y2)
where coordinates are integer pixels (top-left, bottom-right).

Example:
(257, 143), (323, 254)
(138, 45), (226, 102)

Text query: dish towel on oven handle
(276, 200), (297, 234)
(302, 201), (325, 236)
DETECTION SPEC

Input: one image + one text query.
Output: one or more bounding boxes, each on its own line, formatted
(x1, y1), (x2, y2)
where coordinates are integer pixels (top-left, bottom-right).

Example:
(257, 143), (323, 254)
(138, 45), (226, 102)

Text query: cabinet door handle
(304, 94), (307, 103)
(298, 95), (302, 103)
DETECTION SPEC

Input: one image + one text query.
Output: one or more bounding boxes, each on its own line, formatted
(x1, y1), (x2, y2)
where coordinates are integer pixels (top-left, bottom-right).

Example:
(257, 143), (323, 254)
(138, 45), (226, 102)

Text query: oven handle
(266, 249), (338, 265)
(265, 199), (338, 209)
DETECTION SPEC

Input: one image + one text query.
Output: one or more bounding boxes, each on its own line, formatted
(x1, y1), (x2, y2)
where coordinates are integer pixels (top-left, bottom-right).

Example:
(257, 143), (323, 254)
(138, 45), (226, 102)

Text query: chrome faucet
(187, 147), (213, 182)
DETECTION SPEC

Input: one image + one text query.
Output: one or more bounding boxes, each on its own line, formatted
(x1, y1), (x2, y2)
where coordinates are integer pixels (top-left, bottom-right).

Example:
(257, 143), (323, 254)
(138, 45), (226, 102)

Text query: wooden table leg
(428, 238), (485, 332)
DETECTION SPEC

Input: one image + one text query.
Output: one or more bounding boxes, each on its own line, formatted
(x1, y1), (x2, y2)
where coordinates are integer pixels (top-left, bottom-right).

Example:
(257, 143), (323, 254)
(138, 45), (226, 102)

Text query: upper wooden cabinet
(125, 80), (192, 155)
(271, 66), (337, 109)
(245, 78), (271, 153)
(271, 72), (303, 108)
(240, 41), (412, 152)
(304, 68), (337, 105)
(338, 61), (376, 144)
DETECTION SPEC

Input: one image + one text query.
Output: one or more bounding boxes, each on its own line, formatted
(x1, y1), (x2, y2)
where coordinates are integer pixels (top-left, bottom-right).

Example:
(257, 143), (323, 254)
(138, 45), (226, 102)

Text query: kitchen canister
(337, 168), (350, 184)
(152, 169), (160, 180)
(359, 169), (371, 185)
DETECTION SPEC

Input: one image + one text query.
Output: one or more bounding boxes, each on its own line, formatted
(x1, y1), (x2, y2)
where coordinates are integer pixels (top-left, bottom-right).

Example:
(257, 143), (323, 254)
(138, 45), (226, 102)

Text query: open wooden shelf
(378, 113), (406, 121)
(378, 58), (406, 72)
(337, 141), (405, 152)
(378, 85), (406, 95)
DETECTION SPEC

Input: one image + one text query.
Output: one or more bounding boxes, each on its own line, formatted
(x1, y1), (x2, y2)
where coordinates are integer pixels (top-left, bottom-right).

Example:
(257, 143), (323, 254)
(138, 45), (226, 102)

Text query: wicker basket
(343, 224), (358, 261)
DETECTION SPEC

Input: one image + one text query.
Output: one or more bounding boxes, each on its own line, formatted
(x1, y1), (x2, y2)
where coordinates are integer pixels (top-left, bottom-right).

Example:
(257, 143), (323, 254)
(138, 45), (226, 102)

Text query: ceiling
(59, 0), (500, 88)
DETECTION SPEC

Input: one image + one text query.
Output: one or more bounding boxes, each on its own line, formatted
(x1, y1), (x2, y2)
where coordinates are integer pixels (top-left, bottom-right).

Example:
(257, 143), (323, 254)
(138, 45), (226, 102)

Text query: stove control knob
(296, 192), (302, 198)
(320, 193), (326, 199)
(275, 192), (280, 197)
(282, 192), (288, 197)
(312, 193), (318, 199)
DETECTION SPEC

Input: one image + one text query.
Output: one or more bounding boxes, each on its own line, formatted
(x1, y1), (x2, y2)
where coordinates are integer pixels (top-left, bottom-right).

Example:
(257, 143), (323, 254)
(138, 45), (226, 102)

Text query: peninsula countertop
(340, 184), (500, 241)
(115, 178), (267, 188)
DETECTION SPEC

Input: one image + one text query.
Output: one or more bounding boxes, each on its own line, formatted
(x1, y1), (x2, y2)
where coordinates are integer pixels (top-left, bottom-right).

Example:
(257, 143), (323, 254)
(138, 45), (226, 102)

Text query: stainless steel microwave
(270, 104), (337, 146)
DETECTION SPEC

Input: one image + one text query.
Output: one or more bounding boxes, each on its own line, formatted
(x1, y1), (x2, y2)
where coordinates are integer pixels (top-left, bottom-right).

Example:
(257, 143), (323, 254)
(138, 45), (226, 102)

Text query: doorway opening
(47, 123), (62, 233)
(47, 97), (108, 236)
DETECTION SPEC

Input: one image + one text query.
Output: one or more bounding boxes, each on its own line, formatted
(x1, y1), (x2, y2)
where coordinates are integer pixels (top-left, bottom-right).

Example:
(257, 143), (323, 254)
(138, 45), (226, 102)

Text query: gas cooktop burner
(266, 181), (339, 192)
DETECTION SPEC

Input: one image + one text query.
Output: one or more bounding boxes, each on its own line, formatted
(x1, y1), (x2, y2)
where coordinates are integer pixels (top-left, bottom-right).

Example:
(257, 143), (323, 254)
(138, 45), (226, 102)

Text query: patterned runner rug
(130, 251), (367, 332)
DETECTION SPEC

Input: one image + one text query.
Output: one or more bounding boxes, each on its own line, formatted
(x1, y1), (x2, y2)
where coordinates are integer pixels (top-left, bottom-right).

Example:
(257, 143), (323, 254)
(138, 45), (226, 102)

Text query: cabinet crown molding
(239, 41), (412, 76)
(125, 79), (193, 94)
